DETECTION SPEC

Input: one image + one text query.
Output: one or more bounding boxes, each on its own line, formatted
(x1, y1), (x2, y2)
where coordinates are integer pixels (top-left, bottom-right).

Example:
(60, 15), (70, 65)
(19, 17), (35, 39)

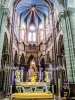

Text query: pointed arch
(1, 32), (9, 67)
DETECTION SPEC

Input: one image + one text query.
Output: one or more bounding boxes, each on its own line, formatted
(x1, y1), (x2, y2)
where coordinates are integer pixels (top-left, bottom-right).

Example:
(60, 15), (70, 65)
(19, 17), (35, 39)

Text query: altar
(10, 58), (54, 100)
(15, 82), (49, 93)
(11, 81), (54, 100)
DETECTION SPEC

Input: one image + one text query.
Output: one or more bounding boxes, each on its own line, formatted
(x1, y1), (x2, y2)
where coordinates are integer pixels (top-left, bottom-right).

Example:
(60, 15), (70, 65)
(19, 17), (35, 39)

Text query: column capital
(0, 5), (8, 15)
(59, 12), (65, 19)
(59, 8), (75, 21)
(3, 7), (8, 15)
(67, 8), (75, 16)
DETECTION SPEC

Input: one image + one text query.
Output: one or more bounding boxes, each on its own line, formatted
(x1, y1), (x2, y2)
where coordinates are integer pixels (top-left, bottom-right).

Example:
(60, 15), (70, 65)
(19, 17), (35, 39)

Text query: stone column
(0, 6), (3, 68)
(67, 9), (75, 81)
(60, 9), (75, 82)
(0, 6), (8, 68)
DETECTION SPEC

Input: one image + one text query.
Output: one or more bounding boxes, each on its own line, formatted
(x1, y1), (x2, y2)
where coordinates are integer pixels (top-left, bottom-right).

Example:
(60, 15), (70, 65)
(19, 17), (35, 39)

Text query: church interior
(0, 0), (75, 100)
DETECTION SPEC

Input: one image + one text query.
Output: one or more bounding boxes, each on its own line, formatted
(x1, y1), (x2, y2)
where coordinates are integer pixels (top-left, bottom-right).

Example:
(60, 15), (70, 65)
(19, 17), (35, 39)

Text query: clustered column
(60, 8), (75, 82)
(0, 6), (8, 68)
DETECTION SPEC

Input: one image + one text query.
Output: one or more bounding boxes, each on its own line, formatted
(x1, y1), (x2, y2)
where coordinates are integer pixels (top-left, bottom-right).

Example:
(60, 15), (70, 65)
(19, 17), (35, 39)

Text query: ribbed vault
(15, 0), (49, 29)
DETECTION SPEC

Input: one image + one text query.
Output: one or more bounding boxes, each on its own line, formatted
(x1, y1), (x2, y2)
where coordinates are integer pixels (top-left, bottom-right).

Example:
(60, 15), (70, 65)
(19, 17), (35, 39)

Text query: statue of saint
(30, 66), (37, 82)
(29, 59), (37, 82)
(39, 53), (45, 72)
(14, 70), (20, 84)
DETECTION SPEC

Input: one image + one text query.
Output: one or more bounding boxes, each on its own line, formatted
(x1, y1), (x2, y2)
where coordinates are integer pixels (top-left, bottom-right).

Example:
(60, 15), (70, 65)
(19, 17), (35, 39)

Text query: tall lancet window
(28, 24), (36, 42)
(28, 32), (36, 42)
(33, 32), (36, 42)
(21, 29), (25, 40)
(20, 22), (26, 41)
(39, 23), (44, 41)
(28, 32), (32, 42)
(40, 30), (44, 41)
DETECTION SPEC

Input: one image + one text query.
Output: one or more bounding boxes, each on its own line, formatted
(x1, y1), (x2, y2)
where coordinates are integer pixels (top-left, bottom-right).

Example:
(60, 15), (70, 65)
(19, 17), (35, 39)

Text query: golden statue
(29, 59), (37, 82)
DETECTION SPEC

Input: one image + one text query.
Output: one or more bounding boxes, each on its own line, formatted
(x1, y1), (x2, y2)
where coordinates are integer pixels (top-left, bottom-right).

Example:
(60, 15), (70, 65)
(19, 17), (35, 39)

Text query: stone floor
(1, 98), (9, 100)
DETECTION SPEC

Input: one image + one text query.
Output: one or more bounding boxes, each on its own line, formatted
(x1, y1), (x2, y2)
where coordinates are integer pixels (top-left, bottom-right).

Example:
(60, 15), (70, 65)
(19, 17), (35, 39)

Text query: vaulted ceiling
(16, 0), (49, 30)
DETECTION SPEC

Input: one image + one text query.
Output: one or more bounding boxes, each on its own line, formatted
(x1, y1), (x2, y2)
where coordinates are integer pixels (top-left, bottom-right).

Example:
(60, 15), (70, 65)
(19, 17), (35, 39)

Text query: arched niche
(57, 35), (65, 67)
(0, 32), (9, 91)
(20, 53), (25, 67)
(1, 32), (9, 67)
(52, 41), (57, 60)
(46, 51), (51, 63)
(28, 44), (32, 50)
(14, 50), (18, 67)
(58, 35), (64, 55)
(27, 55), (36, 66)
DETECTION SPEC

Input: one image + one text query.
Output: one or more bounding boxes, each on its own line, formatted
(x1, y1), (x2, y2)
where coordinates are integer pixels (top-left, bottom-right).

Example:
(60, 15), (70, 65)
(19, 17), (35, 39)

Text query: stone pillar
(0, 7), (9, 94)
(60, 9), (75, 82)
(0, 7), (8, 68)
(0, 6), (3, 68)
(68, 9), (75, 81)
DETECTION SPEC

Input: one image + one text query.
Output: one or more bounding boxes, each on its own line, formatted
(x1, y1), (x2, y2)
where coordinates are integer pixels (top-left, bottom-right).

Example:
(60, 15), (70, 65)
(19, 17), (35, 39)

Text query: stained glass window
(40, 30), (44, 41)
(20, 29), (25, 41)
(28, 31), (36, 42)
(33, 32), (36, 42)
(28, 32), (32, 42)
(22, 30), (25, 40)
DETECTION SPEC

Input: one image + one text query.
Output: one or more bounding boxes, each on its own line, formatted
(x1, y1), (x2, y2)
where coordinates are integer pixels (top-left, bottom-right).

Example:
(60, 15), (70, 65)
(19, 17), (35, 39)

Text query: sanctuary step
(11, 92), (54, 100)
(0, 92), (5, 99)
(67, 97), (75, 100)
